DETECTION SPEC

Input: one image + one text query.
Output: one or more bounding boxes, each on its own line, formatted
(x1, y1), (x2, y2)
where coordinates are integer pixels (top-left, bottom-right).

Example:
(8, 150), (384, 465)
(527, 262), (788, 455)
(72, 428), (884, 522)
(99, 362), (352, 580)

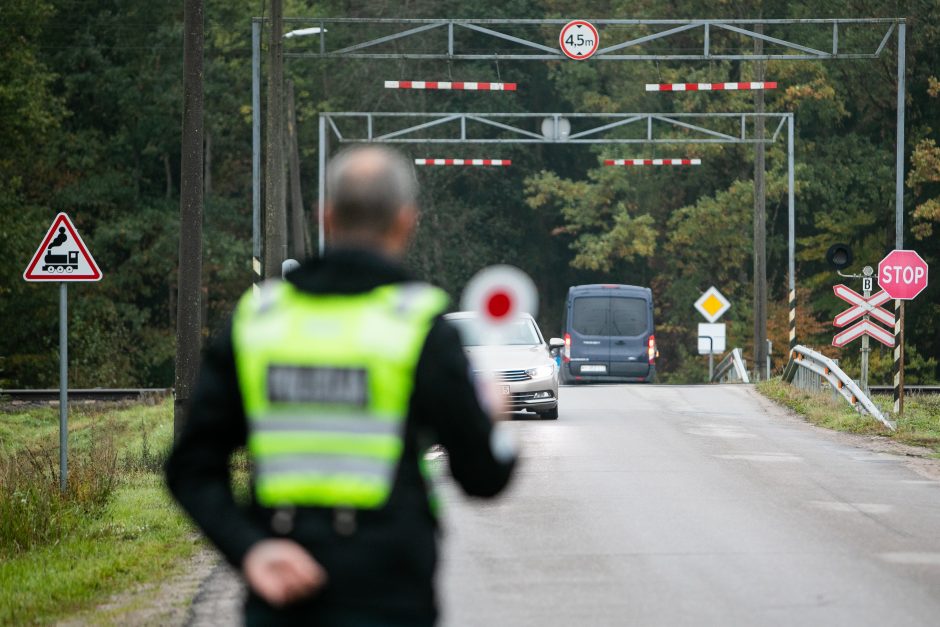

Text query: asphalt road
(436, 384), (940, 627)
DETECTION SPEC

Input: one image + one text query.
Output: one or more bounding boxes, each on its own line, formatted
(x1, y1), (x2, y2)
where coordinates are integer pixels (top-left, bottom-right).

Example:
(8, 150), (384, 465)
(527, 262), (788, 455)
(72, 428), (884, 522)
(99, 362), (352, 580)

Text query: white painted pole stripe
(385, 80), (517, 91)
(645, 81), (777, 92)
(604, 159), (701, 166)
(414, 159), (511, 166)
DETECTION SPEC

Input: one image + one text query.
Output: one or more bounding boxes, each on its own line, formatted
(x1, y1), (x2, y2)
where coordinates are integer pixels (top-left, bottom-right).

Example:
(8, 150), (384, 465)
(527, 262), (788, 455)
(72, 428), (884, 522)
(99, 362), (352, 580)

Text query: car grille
(494, 369), (530, 381)
(472, 369), (531, 381)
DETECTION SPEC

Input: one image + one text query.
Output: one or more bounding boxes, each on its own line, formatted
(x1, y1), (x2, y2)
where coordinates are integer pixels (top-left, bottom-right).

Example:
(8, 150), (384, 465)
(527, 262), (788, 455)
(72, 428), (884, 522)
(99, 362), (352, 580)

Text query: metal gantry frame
(251, 16), (907, 353)
(278, 17), (899, 61)
(318, 111), (790, 144)
(315, 111), (796, 323)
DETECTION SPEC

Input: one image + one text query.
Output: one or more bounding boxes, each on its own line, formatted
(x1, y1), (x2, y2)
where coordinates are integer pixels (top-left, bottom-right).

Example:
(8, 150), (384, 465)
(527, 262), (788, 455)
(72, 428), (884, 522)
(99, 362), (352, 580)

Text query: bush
(0, 429), (117, 558)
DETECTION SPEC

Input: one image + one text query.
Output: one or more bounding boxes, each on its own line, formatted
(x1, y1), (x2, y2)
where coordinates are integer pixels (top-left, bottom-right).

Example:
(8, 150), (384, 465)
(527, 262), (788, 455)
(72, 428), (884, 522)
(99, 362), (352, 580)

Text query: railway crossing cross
(831, 278), (895, 397)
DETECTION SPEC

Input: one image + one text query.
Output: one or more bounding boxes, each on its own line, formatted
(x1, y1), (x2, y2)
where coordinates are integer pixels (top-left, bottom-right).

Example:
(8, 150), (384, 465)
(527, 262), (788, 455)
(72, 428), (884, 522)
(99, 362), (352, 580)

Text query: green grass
(0, 399), (172, 458)
(758, 378), (940, 455)
(0, 398), (202, 625)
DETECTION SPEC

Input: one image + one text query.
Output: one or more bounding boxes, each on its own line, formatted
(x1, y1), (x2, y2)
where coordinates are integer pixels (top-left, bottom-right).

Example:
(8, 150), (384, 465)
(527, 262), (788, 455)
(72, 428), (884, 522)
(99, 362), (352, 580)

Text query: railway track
(868, 385), (940, 395)
(0, 388), (172, 402)
(0, 386), (935, 404)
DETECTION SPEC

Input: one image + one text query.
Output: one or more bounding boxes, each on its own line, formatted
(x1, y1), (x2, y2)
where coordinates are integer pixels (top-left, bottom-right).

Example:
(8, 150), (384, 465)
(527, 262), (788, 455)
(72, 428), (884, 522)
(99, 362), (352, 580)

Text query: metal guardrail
(782, 345), (895, 431)
(711, 348), (750, 383)
(0, 388), (172, 402)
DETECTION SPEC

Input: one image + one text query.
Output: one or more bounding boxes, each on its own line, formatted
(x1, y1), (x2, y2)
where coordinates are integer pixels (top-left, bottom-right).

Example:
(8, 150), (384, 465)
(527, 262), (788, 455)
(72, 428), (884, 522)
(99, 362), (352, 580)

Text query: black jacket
(165, 248), (515, 625)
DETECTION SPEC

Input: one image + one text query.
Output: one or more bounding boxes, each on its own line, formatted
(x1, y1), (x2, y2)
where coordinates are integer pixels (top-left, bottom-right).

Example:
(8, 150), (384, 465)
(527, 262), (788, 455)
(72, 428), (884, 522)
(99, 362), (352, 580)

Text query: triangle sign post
(22, 212), (103, 494)
(23, 213), (102, 282)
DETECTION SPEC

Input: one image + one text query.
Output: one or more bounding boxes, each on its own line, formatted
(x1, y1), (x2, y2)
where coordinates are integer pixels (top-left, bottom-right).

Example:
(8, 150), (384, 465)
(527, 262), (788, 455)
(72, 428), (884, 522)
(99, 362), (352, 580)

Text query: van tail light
(564, 333), (571, 362)
(648, 335), (656, 364)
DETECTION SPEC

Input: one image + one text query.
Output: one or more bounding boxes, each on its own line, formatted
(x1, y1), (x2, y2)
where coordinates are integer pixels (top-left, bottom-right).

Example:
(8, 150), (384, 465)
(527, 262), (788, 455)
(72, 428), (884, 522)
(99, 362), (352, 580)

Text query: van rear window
(610, 297), (647, 336)
(572, 296), (648, 336)
(571, 297), (608, 335)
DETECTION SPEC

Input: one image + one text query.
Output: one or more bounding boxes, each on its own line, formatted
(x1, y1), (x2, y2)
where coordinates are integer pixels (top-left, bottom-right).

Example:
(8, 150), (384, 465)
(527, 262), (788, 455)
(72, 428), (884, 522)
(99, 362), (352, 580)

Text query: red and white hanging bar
(645, 81), (777, 92)
(385, 80), (517, 91)
(605, 159), (701, 166)
(414, 159), (512, 166)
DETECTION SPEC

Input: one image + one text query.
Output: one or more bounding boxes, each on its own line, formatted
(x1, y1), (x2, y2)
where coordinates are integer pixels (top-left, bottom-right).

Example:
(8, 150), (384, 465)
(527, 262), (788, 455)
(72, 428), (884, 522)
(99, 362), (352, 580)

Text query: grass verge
(757, 378), (940, 455)
(0, 398), (202, 625)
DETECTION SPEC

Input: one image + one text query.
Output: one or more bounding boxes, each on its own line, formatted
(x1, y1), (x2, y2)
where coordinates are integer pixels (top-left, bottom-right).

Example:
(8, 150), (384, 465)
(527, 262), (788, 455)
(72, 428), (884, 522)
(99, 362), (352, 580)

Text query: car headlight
(526, 364), (555, 379)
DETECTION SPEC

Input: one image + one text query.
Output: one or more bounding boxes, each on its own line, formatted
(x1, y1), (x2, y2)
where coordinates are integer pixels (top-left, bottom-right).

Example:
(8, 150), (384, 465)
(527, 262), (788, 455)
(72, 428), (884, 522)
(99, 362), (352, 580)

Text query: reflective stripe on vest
(232, 280), (448, 509)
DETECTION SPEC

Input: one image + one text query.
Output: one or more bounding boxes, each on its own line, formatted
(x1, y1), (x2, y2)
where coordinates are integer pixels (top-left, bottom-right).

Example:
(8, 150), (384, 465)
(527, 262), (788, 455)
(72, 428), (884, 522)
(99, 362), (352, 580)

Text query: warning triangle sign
(23, 213), (102, 282)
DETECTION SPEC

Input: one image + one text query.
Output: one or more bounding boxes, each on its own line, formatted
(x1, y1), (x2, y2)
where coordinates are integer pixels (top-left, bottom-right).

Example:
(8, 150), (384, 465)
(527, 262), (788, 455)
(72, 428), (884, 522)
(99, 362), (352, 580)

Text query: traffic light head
(826, 243), (853, 270)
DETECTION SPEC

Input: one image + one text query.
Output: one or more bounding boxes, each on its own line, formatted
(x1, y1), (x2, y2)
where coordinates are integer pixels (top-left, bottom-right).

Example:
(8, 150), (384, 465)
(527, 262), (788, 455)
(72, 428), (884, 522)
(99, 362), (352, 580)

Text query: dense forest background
(1, 0), (938, 388)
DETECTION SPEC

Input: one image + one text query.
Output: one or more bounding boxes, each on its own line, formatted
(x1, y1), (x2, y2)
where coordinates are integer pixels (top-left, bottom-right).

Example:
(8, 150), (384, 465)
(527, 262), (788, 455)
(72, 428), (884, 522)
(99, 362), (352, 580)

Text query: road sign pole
(766, 339), (772, 380)
(698, 336), (714, 381)
(59, 282), (68, 493)
(860, 281), (871, 397)
(894, 301), (905, 415)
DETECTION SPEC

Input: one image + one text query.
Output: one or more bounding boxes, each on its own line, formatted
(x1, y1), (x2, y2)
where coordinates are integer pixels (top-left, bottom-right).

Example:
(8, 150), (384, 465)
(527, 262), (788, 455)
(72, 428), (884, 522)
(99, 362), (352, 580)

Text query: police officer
(166, 146), (516, 626)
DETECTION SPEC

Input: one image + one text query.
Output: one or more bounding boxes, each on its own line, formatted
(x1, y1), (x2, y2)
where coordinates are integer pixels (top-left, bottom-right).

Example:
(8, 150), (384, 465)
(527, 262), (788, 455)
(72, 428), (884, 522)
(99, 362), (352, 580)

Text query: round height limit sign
(559, 20), (599, 60)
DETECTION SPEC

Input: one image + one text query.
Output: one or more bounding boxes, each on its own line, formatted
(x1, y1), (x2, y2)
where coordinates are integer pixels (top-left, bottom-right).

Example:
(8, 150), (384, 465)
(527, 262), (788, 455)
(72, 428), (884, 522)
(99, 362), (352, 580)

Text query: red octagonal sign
(877, 249), (929, 300)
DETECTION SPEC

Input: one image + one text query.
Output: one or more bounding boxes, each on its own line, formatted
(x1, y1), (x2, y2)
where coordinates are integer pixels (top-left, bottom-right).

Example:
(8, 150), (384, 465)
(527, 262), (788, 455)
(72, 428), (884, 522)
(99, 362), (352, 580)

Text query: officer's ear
(387, 204), (418, 254)
(324, 203), (336, 237)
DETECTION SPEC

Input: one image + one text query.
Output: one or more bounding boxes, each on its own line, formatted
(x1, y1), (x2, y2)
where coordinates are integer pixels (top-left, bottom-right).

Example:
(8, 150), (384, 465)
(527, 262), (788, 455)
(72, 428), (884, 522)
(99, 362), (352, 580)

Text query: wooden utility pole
(175, 0), (204, 439)
(753, 22), (768, 379)
(264, 0), (286, 277)
(286, 80), (308, 260)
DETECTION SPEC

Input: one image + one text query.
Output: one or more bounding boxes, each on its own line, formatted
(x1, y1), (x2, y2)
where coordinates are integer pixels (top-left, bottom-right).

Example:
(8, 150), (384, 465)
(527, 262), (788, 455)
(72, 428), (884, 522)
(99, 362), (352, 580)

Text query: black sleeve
(411, 317), (516, 497)
(164, 320), (269, 566)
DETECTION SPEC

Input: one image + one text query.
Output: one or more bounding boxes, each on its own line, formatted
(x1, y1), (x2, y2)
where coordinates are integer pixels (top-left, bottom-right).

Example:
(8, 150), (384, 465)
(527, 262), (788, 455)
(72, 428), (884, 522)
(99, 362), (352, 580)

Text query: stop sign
(877, 249), (929, 300)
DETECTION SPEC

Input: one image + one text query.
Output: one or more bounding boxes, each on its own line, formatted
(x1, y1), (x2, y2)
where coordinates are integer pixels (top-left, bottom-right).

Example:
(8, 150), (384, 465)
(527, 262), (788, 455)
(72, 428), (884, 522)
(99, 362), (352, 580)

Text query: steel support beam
(895, 22), (906, 250)
(788, 114), (796, 351)
(319, 112), (787, 145)
(251, 19), (261, 283)
(318, 115), (327, 256)
(272, 17), (898, 61)
(893, 22), (906, 415)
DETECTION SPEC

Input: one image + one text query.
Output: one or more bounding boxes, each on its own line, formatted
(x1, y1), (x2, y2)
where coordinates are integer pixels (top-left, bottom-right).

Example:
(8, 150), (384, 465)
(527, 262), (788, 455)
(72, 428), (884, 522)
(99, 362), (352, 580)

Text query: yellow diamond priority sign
(694, 286), (730, 323)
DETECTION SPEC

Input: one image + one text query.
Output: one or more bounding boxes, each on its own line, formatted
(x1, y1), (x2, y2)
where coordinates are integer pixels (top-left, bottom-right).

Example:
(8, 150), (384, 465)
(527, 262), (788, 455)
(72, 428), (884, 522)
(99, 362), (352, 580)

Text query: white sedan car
(445, 311), (563, 420)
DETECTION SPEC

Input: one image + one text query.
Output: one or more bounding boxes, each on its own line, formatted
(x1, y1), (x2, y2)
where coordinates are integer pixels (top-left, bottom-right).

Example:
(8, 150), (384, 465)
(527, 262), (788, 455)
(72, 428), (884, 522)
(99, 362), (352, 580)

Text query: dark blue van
(561, 284), (656, 383)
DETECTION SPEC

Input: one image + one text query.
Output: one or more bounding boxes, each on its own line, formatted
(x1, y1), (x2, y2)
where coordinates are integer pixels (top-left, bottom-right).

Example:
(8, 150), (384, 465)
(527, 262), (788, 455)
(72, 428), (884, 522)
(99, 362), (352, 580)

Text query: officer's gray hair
(326, 146), (418, 234)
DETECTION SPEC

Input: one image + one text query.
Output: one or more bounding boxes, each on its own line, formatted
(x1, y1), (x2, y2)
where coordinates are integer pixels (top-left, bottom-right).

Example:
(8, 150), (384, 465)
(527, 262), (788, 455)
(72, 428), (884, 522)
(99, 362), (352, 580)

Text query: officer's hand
(243, 539), (327, 606)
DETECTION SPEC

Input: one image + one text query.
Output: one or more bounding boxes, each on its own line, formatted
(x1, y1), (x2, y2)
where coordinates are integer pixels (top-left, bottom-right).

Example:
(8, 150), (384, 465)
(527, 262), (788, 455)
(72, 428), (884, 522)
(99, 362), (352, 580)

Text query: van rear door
(569, 296), (610, 375)
(608, 296), (651, 378)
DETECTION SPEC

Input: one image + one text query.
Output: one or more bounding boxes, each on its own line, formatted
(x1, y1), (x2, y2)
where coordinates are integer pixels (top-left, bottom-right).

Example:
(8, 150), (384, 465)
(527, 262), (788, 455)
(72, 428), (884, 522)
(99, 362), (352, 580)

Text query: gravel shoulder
(750, 386), (940, 481)
(56, 542), (244, 627)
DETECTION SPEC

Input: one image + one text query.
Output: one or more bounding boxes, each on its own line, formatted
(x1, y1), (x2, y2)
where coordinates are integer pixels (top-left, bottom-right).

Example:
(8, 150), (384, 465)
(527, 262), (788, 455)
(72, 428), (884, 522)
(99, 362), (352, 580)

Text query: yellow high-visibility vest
(232, 280), (448, 509)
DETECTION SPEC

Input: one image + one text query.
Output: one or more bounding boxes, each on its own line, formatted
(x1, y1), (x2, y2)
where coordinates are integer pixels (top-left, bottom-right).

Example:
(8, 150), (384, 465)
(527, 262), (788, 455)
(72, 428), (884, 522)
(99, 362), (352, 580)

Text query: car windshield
(449, 317), (542, 347)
